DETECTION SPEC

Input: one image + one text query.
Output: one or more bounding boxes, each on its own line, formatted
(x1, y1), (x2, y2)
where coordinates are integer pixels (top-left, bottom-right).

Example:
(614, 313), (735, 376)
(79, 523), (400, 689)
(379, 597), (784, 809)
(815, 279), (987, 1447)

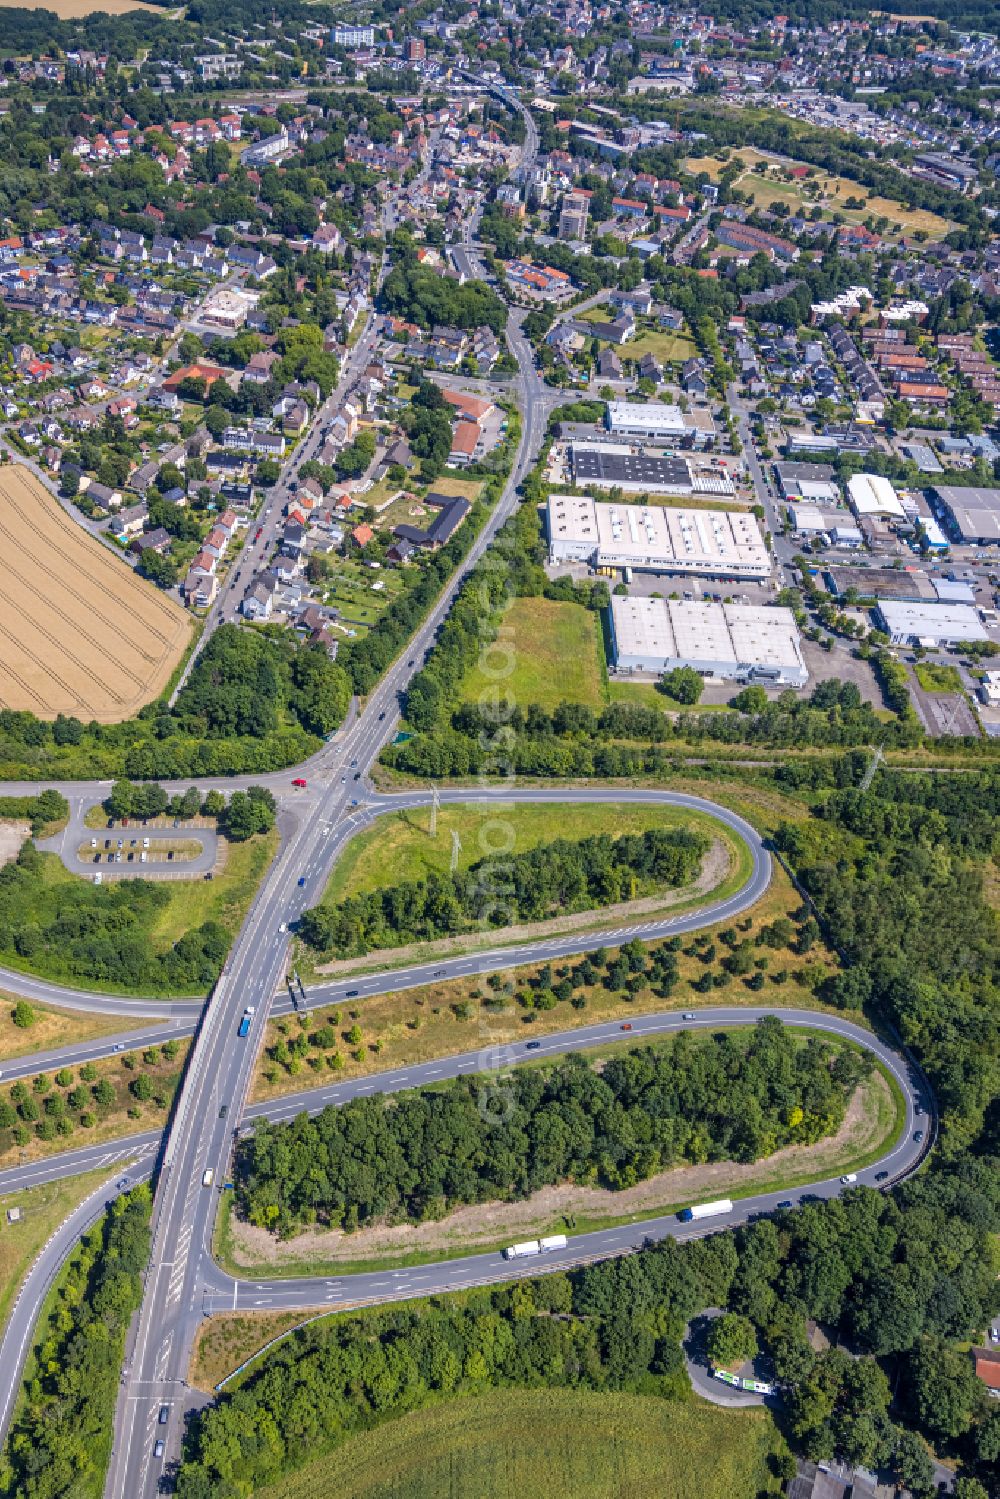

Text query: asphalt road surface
(0, 86), (936, 1499)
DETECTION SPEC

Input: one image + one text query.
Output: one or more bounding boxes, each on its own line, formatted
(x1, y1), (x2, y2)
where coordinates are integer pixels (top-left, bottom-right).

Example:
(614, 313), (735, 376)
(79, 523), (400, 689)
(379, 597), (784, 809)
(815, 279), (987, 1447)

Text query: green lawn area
(147, 827), (278, 951)
(323, 801), (710, 904)
(256, 1389), (786, 1499)
(0, 1168), (123, 1335)
(321, 558), (409, 633)
(576, 308), (696, 363)
(458, 597), (607, 712)
(915, 662), (964, 694)
(627, 327), (698, 363)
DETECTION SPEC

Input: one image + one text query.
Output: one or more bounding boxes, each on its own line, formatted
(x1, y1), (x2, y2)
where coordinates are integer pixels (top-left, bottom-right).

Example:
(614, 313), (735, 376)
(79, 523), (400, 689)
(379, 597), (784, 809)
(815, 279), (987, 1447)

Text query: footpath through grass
(254, 1388), (786, 1499)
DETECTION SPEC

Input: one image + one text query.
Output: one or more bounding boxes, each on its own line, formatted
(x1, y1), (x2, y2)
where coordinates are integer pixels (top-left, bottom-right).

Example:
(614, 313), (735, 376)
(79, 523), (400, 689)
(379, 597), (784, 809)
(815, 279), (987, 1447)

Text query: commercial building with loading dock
(546, 495), (771, 580)
(609, 595), (807, 685)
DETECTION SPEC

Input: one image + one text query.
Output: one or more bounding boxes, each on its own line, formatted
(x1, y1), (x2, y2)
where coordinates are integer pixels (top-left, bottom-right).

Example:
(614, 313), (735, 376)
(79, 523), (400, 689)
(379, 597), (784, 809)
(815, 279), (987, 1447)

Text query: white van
(202, 1168), (215, 1187)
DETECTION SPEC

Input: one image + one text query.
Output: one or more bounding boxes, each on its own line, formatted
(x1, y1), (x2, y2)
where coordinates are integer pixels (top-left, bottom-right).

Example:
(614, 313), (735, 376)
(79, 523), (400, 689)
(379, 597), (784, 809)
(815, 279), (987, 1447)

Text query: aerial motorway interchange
(1, 31), (1000, 1499)
(0, 341), (934, 1496)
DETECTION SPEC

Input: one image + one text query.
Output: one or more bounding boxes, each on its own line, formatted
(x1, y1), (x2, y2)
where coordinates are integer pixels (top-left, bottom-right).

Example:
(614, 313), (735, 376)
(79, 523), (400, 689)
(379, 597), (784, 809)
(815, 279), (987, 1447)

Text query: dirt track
(0, 469), (191, 721)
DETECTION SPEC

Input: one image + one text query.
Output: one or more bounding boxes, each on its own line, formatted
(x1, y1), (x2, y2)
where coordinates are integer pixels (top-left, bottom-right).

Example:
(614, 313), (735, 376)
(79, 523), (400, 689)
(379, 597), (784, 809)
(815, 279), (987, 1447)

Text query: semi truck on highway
(678, 1199), (733, 1223)
(503, 1234), (569, 1260)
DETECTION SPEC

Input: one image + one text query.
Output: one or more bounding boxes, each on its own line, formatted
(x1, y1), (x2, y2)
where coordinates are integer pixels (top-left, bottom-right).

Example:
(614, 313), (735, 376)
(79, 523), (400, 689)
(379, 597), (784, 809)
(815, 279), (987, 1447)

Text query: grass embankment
(189, 1310), (316, 1391)
(253, 1389), (786, 1499)
(262, 864), (834, 1104)
(0, 1167), (127, 1334)
(224, 1040), (901, 1280)
(0, 996), (141, 1063)
(0, 1041), (187, 1169)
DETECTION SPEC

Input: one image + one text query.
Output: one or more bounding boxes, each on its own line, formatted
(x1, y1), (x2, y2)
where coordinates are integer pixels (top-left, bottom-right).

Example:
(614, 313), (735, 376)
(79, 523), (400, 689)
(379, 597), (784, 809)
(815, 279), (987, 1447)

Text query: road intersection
(0, 88), (936, 1495)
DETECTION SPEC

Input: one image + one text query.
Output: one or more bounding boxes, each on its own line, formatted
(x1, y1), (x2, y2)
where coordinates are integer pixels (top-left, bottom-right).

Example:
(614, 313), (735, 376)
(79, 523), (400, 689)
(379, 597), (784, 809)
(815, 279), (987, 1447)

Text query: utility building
(609, 596), (807, 684)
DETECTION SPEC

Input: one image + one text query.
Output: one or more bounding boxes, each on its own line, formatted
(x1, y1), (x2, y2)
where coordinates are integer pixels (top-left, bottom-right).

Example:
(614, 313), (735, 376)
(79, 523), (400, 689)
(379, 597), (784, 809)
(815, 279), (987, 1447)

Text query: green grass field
(0, 1168), (122, 1334)
(682, 148), (954, 240)
(914, 662), (964, 694)
(459, 597), (607, 712)
(323, 801), (720, 904)
(255, 1389), (786, 1499)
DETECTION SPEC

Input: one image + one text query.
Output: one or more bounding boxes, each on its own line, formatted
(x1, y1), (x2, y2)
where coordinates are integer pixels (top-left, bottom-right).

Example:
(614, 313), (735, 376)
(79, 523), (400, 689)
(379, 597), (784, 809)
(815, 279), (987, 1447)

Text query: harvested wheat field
(0, 0), (164, 12)
(0, 467), (191, 721)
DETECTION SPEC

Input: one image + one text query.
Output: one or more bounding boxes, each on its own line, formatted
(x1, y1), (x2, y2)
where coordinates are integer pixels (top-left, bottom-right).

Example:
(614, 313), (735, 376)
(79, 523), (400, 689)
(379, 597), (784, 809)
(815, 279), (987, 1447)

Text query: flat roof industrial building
(875, 598), (988, 645)
(609, 595), (807, 684)
(570, 445), (735, 496)
(774, 461), (839, 503)
(547, 495), (771, 579)
(606, 401), (686, 444)
(932, 485), (1000, 543)
(825, 566), (937, 603)
(572, 446), (692, 492)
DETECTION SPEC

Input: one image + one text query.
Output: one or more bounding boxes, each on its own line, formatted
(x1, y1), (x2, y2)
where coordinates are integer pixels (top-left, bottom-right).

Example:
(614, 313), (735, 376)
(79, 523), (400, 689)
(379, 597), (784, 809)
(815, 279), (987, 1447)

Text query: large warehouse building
(546, 495), (771, 579)
(932, 485), (1000, 544)
(609, 596), (807, 684)
(875, 599), (988, 645)
(570, 444), (735, 496)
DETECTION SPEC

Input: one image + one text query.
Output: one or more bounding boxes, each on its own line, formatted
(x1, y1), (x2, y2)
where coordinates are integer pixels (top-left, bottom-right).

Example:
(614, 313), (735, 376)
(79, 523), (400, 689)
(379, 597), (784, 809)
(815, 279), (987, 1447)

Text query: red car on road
(292, 777), (307, 788)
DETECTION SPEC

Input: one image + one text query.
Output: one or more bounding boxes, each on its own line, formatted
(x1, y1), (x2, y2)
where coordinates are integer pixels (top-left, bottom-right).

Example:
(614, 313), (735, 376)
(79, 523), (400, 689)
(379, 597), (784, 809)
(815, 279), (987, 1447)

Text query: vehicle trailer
(503, 1234), (569, 1260)
(677, 1198), (733, 1223)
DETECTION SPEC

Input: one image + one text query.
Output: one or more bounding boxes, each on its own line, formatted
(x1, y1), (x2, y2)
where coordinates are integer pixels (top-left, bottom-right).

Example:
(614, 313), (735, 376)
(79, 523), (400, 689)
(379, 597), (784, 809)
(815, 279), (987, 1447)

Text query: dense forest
(381, 247), (508, 334)
(775, 768), (1000, 1156)
(238, 1021), (871, 1236)
(388, 677), (924, 779)
(298, 825), (708, 956)
(0, 1187), (151, 1499)
(176, 1157), (1000, 1499)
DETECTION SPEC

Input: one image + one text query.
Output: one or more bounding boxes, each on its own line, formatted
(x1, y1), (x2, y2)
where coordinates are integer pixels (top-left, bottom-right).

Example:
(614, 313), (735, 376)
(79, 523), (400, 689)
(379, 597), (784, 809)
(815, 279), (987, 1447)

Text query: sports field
(256, 1389), (786, 1499)
(0, 468), (191, 721)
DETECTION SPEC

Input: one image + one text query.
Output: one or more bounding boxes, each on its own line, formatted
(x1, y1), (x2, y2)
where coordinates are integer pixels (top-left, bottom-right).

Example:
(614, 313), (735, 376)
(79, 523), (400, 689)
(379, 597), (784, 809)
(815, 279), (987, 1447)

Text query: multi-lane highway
(100, 264), (561, 1499)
